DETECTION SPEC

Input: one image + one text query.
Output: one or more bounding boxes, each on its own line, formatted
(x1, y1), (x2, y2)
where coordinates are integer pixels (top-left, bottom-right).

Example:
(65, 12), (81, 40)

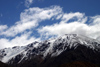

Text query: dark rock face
(0, 61), (10, 67)
(60, 61), (98, 67)
(38, 45), (100, 67)
(9, 45), (100, 67)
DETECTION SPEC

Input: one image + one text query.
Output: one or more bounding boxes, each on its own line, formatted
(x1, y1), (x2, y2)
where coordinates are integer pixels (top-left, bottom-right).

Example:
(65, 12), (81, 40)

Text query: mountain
(0, 34), (100, 67)
(0, 61), (10, 67)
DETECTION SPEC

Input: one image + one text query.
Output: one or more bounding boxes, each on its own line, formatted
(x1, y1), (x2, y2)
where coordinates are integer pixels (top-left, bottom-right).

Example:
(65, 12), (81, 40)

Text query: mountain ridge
(0, 34), (100, 67)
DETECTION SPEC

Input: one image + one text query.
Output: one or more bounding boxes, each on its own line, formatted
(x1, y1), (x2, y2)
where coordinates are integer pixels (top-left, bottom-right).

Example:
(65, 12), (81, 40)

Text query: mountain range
(0, 34), (100, 67)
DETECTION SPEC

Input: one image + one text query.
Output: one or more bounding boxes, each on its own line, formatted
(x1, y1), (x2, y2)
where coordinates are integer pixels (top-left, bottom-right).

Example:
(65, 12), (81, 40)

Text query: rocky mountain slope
(0, 34), (100, 67)
(0, 61), (10, 67)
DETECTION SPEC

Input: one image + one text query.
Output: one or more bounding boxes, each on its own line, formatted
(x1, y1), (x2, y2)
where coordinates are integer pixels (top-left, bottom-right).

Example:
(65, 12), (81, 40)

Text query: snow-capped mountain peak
(0, 34), (100, 64)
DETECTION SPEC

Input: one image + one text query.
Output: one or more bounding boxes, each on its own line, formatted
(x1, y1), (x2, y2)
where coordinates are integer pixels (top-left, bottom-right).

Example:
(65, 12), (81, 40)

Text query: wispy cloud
(0, 6), (62, 49)
(24, 0), (44, 8)
(25, 0), (33, 8)
(0, 25), (8, 32)
(0, 31), (40, 49)
(0, 6), (62, 37)
(0, 5), (100, 49)
(38, 12), (100, 40)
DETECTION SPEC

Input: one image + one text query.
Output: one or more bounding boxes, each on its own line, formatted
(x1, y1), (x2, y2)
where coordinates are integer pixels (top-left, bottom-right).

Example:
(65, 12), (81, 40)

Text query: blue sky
(0, 0), (100, 49)
(1, 0), (100, 25)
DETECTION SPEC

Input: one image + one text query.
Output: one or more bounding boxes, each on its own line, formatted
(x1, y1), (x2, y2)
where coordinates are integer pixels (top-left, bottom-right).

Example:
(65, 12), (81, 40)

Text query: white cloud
(0, 5), (100, 49)
(38, 22), (89, 38)
(0, 6), (62, 49)
(90, 15), (100, 24)
(60, 12), (87, 24)
(0, 31), (40, 49)
(24, 0), (44, 8)
(0, 6), (62, 37)
(0, 20), (37, 37)
(0, 25), (8, 32)
(38, 12), (100, 40)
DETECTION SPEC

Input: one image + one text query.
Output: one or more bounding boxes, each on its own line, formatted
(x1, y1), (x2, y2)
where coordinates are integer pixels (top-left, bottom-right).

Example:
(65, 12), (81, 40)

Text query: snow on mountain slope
(0, 34), (100, 63)
(0, 46), (25, 63)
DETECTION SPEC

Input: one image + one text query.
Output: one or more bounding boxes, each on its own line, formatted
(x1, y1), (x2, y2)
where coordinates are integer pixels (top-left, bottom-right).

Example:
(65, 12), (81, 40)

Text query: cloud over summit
(0, 5), (100, 49)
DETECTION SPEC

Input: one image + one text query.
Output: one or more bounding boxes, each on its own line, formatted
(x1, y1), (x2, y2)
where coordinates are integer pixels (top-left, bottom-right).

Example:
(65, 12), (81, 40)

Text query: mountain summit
(0, 34), (100, 67)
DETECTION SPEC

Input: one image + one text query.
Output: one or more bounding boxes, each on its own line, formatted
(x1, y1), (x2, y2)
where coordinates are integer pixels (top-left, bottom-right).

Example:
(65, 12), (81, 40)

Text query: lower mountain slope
(60, 61), (98, 67)
(13, 45), (100, 67)
(0, 61), (10, 67)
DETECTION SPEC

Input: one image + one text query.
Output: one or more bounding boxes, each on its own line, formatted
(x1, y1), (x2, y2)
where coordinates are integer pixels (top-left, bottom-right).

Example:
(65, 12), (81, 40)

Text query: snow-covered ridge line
(0, 34), (100, 63)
